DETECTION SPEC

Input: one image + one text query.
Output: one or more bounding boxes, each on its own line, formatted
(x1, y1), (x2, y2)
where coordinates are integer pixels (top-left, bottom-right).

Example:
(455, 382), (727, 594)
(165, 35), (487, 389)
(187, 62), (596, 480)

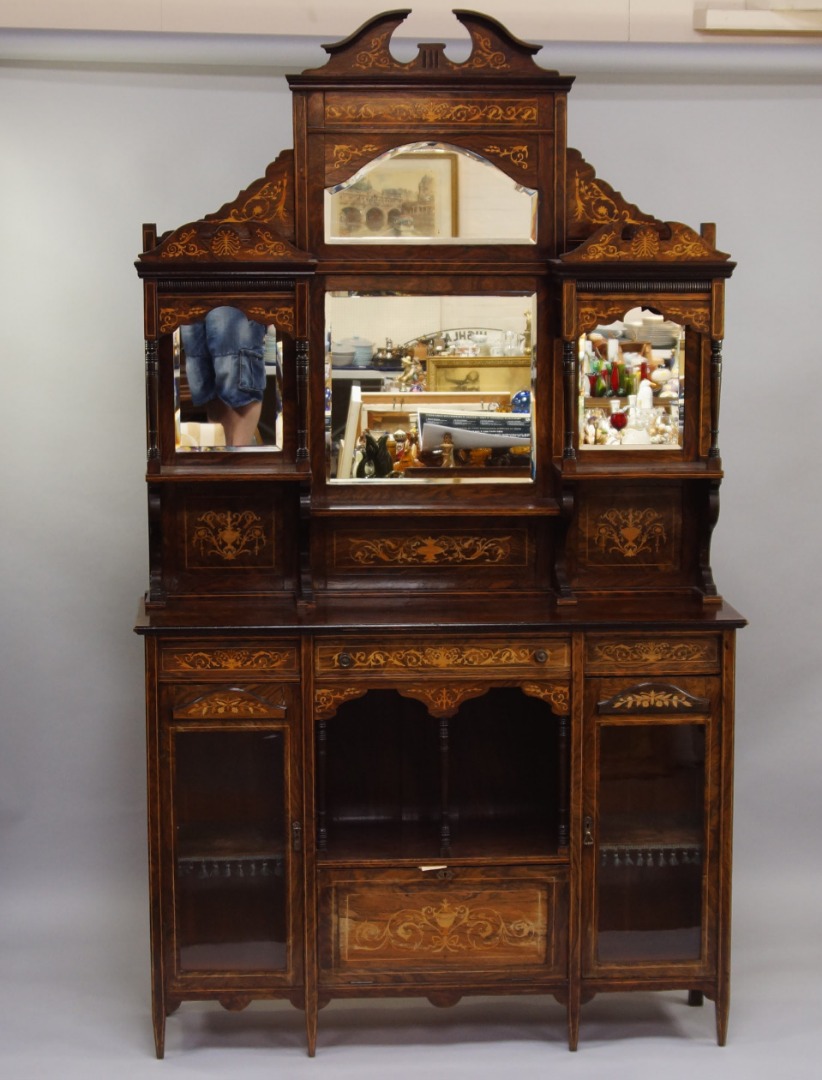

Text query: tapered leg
(305, 992), (318, 1058)
(152, 992), (166, 1059)
(567, 992), (580, 1051)
(715, 985), (730, 1046)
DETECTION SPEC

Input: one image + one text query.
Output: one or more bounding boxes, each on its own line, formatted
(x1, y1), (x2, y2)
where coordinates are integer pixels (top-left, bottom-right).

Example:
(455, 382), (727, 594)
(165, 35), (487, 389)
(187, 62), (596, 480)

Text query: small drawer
(160, 640), (299, 678)
(318, 865), (567, 983)
(585, 633), (720, 676)
(314, 638), (571, 680)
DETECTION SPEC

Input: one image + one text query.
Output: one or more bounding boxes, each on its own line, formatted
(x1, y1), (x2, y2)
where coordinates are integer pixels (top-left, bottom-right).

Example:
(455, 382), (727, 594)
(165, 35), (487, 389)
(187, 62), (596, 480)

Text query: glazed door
(582, 677), (719, 977)
(162, 685), (302, 990)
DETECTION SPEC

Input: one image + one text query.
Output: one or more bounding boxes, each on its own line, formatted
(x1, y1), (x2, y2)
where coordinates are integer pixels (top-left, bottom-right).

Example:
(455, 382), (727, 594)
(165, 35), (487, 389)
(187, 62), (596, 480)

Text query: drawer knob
(337, 651), (354, 669)
(534, 649), (549, 664)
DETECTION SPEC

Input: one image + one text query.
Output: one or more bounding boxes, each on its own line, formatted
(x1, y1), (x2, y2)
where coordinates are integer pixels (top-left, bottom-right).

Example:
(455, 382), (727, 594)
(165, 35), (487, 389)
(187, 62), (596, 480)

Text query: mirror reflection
(325, 143), (536, 244)
(326, 293), (535, 482)
(173, 306), (282, 451)
(578, 308), (684, 451)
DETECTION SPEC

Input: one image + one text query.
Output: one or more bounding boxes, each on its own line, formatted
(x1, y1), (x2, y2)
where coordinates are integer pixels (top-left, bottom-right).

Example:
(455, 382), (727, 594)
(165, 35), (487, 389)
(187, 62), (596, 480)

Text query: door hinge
(292, 821), (302, 852)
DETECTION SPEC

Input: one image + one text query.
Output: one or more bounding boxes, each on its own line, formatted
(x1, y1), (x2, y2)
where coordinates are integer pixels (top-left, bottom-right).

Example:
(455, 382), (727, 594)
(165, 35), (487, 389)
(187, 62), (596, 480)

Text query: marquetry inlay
(594, 508), (667, 560)
(190, 510), (268, 562)
(162, 648), (296, 673)
(597, 682), (710, 714)
(345, 896), (544, 958)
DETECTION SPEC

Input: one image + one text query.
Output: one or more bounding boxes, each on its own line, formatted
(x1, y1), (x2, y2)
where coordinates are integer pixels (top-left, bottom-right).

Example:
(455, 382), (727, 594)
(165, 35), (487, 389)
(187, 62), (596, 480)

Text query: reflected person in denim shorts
(181, 305), (266, 446)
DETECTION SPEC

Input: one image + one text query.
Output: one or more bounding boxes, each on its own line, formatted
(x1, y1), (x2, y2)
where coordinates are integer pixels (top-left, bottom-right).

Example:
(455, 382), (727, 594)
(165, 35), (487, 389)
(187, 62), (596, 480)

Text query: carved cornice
(563, 220), (731, 264)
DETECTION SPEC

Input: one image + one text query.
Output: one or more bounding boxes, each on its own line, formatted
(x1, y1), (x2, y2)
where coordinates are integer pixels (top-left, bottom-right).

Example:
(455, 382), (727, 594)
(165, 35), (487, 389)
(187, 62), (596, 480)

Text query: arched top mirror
(324, 142), (536, 245)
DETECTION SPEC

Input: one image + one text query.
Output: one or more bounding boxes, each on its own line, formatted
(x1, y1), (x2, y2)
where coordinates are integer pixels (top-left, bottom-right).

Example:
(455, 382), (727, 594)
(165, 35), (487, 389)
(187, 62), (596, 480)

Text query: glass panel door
(593, 720), (707, 966)
(171, 725), (291, 973)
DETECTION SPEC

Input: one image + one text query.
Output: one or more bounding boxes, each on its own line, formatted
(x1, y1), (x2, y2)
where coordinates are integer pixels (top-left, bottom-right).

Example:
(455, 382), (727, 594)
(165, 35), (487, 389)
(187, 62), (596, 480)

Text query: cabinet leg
(152, 997), (166, 1059)
(715, 987), (730, 1046)
(305, 994), (318, 1057)
(687, 990), (704, 1007)
(567, 997), (580, 1052)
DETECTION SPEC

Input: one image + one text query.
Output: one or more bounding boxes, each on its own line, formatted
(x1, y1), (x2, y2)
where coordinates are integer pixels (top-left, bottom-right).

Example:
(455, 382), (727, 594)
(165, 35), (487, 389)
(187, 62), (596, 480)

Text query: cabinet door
(582, 677), (719, 977)
(161, 686), (301, 987)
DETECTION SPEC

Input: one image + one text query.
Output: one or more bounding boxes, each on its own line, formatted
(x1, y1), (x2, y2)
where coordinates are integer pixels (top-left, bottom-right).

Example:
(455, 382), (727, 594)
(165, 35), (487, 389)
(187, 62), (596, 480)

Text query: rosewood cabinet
(135, 10), (743, 1058)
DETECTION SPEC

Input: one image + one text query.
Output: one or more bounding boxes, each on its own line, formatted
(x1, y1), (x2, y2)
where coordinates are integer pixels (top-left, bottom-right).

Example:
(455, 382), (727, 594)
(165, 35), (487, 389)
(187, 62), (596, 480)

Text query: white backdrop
(1, 25), (820, 1079)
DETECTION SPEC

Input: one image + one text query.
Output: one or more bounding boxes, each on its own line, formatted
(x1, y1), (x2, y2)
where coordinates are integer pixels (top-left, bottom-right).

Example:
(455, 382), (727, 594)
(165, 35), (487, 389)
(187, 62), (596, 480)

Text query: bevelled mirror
(325, 292), (536, 482)
(324, 142), (536, 244)
(172, 306), (283, 452)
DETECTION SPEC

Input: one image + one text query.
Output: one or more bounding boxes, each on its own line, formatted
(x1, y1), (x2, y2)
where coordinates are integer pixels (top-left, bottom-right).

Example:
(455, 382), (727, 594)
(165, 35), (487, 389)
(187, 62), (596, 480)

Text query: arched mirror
(578, 308), (685, 451)
(325, 142), (536, 244)
(172, 306), (283, 452)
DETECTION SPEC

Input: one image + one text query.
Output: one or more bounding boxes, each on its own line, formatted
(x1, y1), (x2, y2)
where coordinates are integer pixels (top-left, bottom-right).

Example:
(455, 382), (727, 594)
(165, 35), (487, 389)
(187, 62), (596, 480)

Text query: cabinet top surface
(135, 595), (746, 636)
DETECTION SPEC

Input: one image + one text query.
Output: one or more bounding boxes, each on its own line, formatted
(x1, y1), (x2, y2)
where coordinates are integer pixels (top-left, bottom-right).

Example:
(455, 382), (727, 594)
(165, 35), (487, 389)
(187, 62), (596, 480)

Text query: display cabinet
(135, 9), (743, 1058)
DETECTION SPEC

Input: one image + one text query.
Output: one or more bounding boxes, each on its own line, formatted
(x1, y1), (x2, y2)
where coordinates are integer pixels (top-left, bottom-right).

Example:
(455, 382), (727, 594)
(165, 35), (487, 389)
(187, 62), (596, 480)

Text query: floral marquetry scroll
(337, 888), (550, 966)
(566, 148), (656, 241)
(204, 150), (295, 241)
(172, 689), (287, 720)
(159, 299), (295, 336)
(335, 531), (526, 569)
(586, 636), (720, 674)
(315, 641), (570, 677)
(597, 681), (711, 714)
(161, 646), (298, 675)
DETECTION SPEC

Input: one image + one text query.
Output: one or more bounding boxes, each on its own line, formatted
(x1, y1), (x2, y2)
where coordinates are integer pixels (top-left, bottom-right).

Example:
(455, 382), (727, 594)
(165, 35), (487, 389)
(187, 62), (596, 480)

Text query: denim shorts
(181, 306), (266, 408)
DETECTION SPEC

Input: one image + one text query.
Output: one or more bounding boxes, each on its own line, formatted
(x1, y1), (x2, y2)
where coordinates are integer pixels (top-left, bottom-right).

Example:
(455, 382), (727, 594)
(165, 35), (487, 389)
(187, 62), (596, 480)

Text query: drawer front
(319, 866), (567, 982)
(585, 634), (720, 676)
(159, 640), (299, 679)
(314, 638), (571, 680)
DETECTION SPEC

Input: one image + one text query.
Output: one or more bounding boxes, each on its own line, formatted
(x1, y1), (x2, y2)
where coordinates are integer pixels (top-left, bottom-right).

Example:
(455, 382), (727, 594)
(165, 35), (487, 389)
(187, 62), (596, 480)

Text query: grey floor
(1, 871), (819, 1080)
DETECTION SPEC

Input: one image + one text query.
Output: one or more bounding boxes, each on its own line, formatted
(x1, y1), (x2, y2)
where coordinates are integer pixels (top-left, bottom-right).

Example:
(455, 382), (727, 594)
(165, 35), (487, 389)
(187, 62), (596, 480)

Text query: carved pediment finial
(298, 9), (564, 79)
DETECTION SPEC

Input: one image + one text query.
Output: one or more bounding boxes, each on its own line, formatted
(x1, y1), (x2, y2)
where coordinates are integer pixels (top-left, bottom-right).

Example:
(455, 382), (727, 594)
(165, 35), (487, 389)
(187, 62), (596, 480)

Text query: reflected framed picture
(427, 354), (531, 395)
(326, 153), (458, 241)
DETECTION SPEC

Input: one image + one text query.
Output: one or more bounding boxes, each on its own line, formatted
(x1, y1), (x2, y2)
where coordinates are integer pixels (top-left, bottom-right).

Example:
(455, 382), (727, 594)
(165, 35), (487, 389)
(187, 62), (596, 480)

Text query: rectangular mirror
(172, 306), (283, 452)
(578, 308), (684, 452)
(325, 292), (536, 483)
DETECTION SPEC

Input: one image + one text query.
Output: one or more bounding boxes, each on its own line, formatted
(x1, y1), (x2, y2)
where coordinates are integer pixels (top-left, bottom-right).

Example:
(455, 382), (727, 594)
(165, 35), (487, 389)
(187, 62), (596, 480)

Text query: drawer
(159, 639), (298, 673)
(585, 634), (720, 676)
(318, 865), (567, 983)
(314, 638), (571, 680)
(159, 640), (299, 678)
